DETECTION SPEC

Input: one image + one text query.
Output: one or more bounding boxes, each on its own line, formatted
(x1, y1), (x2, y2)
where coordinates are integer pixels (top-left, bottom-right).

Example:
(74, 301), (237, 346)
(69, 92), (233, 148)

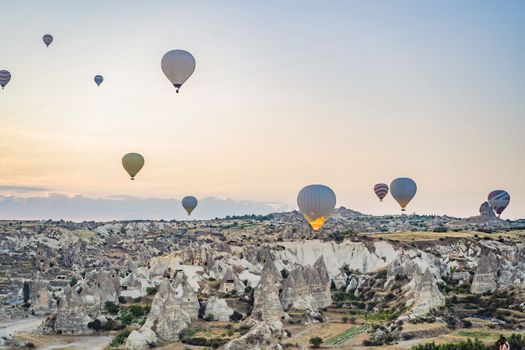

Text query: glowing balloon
(182, 196), (198, 215)
(122, 153), (144, 180)
(0, 70), (11, 89)
(94, 75), (103, 87)
(374, 183), (389, 202)
(297, 184), (336, 231)
(488, 190), (510, 217)
(390, 177), (417, 212)
(161, 49), (196, 93)
(43, 34), (53, 47)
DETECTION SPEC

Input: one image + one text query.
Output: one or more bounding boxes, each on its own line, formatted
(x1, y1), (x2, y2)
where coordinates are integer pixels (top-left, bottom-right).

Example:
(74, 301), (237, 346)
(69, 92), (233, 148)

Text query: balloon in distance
(488, 190), (510, 217)
(374, 183), (389, 202)
(122, 153), (145, 180)
(43, 34), (53, 47)
(0, 70), (11, 90)
(161, 49), (196, 93)
(182, 196), (198, 215)
(390, 177), (417, 212)
(94, 75), (104, 87)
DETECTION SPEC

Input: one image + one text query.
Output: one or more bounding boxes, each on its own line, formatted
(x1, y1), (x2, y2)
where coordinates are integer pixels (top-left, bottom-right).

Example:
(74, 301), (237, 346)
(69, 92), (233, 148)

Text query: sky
(0, 1), (524, 220)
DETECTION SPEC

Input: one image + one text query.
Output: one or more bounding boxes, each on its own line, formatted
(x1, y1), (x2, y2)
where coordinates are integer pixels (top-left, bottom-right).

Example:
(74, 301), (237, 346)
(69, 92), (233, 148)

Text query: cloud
(0, 194), (292, 221)
(0, 185), (49, 192)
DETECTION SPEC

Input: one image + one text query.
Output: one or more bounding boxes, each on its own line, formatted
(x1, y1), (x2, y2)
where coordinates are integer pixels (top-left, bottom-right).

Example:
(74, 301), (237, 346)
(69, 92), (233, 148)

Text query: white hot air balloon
(182, 196), (198, 215)
(390, 177), (417, 212)
(297, 184), (336, 231)
(161, 49), (196, 93)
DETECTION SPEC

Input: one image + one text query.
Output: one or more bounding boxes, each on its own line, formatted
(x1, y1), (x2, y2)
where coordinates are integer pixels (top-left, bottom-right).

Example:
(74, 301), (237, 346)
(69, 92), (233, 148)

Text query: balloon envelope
(161, 49), (196, 92)
(43, 34), (53, 47)
(182, 196), (198, 215)
(0, 70), (11, 89)
(122, 153), (144, 180)
(374, 183), (389, 202)
(94, 75), (104, 86)
(297, 184), (336, 231)
(390, 178), (417, 211)
(488, 190), (510, 216)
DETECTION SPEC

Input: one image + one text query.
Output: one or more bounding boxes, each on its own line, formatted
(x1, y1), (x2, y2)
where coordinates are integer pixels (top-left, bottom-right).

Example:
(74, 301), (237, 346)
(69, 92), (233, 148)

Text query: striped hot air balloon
(0, 70), (11, 89)
(43, 34), (53, 47)
(488, 190), (510, 217)
(94, 75), (104, 87)
(374, 183), (389, 202)
(297, 184), (336, 231)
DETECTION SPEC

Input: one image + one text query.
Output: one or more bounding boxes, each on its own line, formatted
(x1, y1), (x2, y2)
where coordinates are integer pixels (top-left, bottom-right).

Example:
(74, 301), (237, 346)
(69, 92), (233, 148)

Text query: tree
(310, 336), (323, 348)
(23, 281), (30, 304)
(69, 276), (78, 287)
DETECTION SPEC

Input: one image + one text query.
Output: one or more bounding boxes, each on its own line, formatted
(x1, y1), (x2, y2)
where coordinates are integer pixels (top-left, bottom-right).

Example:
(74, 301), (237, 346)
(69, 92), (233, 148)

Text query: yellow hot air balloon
(122, 153), (144, 180)
(297, 184), (336, 231)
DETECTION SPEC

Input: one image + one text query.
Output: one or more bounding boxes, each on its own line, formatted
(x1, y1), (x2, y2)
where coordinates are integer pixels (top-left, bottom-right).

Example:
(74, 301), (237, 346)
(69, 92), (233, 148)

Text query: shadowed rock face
(471, 251), (499, 294)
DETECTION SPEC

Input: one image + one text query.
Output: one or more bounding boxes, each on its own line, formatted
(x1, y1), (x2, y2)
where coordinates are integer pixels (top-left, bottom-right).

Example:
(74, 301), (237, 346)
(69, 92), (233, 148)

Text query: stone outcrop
(172, 272), (199, 319)
(471, 251), (499, 293)
(205, 296), (234, 321)
(139, 275), (196, 342)
(219, 267), (246, 294)
(406, 268), (445, 317)
(78, 269), (120, 313)
(30, 272), (52, 315)
(125, 328), (157, 350)
(280, 256), (332, 311)
(52, 286), (94, 335)
(252, 260), (285, 322)
(479, 202), (496, 218)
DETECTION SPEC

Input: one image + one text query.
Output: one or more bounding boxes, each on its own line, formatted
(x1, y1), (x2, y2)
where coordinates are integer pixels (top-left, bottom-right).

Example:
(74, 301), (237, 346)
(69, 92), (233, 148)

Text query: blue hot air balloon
(94, 75), (104, 87)
(0, 70), (11, 89)
(43, 34), (53, 47)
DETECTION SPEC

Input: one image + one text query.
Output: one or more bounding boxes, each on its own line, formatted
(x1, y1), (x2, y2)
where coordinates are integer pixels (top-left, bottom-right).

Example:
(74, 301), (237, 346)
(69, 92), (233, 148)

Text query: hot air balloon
(122, 153), (144, 180)
(390, 177), (417, 212)
(374, 183), (389, 202)
(43, 34), (53, 47)
(0, 70), (11, 90)
(161, 49), (196, 93)
(182, 196), (198, 215)
(94, 75), (103, 87)
(488, 190), (510, 217)
(297, 184), (336, 231)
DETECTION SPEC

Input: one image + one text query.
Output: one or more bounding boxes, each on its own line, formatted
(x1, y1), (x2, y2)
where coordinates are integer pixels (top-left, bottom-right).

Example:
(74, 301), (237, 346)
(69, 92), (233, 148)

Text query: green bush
(110, 330), (131, 347)
(310, 336), (323, 348)
(146, 286), (157, 296)
(104, 301), (119, 315)
(128, 304), (145, 318)
(118, 312), (133, 325)
(69, 276), (78, 287)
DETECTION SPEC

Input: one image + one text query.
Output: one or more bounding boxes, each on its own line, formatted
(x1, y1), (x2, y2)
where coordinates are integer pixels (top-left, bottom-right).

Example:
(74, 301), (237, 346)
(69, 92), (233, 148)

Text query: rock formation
(52, 286), (94, 335)
(205, 296), (234, 321)
(280, 257), (332, 311)
(252, 260), (285, 322)
(406, 268), (445, 317)
(471, 251), (499, 293)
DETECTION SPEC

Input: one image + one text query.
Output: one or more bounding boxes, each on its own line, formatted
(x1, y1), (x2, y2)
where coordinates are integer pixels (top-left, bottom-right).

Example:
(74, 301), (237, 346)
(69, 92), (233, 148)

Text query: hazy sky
(1, 1), (524, 220)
